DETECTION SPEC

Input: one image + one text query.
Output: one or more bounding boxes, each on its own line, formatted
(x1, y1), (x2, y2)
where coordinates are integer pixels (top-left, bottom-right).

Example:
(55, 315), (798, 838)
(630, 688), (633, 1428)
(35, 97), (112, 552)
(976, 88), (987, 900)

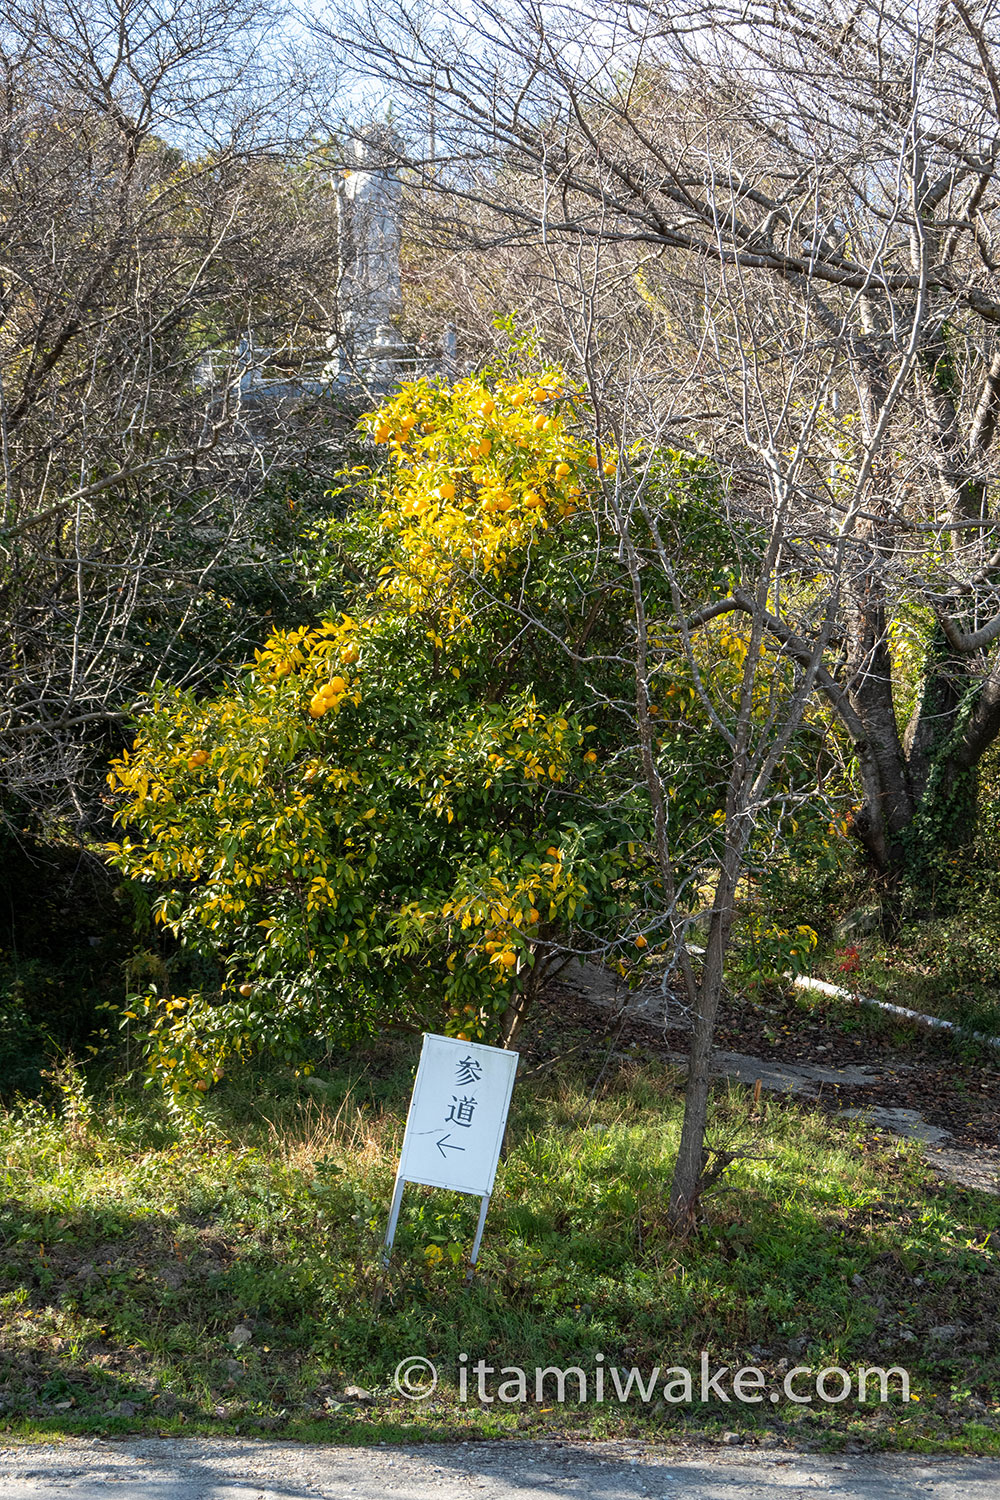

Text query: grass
(1, 1035), (999, 1454)
(811, 913), (1000, 1039)
(723, 964), (1000, 1075)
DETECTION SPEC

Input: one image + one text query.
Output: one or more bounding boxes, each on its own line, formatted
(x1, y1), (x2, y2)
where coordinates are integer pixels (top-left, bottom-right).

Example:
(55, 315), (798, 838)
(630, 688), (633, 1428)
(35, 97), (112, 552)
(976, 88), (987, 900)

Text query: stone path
(558, 962), (1000, 1195)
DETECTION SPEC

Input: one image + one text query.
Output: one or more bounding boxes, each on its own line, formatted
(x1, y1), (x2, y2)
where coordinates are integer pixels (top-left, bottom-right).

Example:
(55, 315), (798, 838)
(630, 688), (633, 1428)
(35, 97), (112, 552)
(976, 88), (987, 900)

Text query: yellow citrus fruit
(532, 386), (549, 402)
(603, 459), (617, 476)
(524, 490), (543, 508)
(498, 949), (518, 968)
(586, 453), (599, 469)
(497, 496), (512, 511)
(554, 462), (571, 479)
(635, 934), (648, 949)
(341, 642), (360, 664)
(529, 908), (540, 924)
(546, 845), (560, 858)
(479, 438), (492, 456)
(479, 398), (495, 417)
(239, 983), (253, 997)
(329, 675), (347, 695)
(437, 480), (456, 501)
(584, 750), (598, 763)
(533, 413), (548, 430)
(308, 696), (327, 717)
(510, 390), (525, 406)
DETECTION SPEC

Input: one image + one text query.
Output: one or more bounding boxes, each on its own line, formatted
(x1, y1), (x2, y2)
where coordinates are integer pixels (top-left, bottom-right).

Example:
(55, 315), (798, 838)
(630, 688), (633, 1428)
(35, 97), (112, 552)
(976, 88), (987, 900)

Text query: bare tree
(326, 0), (1000, 881)
(316, 0), (1000, 1222)
(0, 0), (345, 829)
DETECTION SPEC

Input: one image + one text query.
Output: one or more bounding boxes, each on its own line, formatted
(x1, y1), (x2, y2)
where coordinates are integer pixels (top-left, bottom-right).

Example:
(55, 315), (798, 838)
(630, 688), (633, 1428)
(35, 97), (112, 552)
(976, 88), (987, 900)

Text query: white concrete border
(792, 973), (1000, 1053)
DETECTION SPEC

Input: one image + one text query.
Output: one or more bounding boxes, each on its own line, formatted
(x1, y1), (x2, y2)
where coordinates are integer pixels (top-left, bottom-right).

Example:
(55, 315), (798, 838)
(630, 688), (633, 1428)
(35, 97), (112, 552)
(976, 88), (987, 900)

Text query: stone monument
(328, 127), (408, 381)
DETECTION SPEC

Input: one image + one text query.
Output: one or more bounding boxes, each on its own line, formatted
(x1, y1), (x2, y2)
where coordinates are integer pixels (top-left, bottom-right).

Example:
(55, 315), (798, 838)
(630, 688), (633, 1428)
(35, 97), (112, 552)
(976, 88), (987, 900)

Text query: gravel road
(2, 1438), (999, 1499)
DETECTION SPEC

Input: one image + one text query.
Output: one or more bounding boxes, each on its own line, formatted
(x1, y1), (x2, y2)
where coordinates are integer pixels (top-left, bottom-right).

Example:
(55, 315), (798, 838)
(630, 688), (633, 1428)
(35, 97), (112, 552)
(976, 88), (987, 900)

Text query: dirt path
(554, 962), (1000, 1195)
(2, 1438), (1000, 1500)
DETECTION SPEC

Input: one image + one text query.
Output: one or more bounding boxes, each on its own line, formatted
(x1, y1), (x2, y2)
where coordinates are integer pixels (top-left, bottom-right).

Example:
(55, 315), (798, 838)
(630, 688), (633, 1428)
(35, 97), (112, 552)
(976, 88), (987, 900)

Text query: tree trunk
(667, 858), (736, 1232)
(499, 955), (551, 1050)
(848, 632), (987, 891)
(841, 575), (914, 876)
(500, 987), (530, 1050)
(900, 633), (981, 881)
(843, 312), (1000, 887)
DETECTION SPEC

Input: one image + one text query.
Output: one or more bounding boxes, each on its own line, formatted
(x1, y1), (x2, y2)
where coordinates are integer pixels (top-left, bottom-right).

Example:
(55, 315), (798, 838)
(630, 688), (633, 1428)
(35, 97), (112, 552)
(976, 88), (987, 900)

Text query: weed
(0, 1040), (997, 1452)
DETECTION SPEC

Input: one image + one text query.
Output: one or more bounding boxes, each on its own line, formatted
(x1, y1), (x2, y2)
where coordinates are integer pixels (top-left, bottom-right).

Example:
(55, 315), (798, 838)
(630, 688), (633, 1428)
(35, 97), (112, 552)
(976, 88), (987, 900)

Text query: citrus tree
(107, 371), (667, 1097)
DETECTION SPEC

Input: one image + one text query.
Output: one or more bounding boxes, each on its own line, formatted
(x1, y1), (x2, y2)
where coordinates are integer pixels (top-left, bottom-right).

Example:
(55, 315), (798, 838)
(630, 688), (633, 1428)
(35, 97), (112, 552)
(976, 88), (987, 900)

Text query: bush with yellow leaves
(107, 371), (655, 1098)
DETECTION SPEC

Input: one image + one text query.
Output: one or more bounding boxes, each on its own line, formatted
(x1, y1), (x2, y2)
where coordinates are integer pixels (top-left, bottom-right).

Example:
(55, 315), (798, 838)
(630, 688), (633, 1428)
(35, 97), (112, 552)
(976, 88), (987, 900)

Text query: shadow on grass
(0, 1194), (316, 1435)
(2, 1099), (1000, 1454)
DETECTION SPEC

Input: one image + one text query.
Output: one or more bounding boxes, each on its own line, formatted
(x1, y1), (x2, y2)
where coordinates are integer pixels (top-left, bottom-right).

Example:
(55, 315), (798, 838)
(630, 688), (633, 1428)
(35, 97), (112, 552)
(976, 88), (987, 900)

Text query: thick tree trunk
(842, 577), (914, 875)
(847, 630), (990, 888)
(900, 635), (980, 873)
(842, 288), (1000, 886)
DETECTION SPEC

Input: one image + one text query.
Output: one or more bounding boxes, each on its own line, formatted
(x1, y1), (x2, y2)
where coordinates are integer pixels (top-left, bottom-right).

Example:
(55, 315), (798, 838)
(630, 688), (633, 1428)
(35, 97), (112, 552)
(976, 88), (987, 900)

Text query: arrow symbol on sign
(435, 1133), (465, 1158)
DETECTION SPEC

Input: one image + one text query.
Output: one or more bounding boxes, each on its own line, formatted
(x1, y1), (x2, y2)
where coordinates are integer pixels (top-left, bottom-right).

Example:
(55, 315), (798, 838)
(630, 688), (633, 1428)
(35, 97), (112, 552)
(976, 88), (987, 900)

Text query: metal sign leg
(382, 1176), (405, 1268)
(465, 1193), (491, 1283)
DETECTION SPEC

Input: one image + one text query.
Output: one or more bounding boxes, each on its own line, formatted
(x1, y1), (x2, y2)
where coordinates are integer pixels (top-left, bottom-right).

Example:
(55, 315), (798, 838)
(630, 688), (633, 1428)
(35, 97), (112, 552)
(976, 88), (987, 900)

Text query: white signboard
(383, 1033), (519, 1272)
(397, 1033), (518, 1196)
